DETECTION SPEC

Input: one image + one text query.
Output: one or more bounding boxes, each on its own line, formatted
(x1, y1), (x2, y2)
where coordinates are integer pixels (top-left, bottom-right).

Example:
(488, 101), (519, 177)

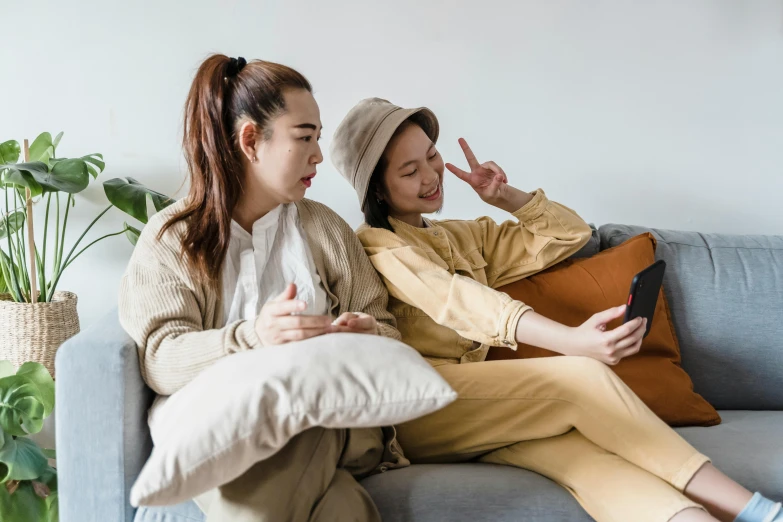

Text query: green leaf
(42, 469), (58, 522)
(124, 222), (140, 246)
(0, 164), (45, 197)
(47, 494), (58, 522)
(0, 211), (25, 240)
(38, 465), (56, 487)
(103, 177), (175, 224)
(0, 249), (22, 303)
(15, 363), (54, 419)
(0, 375), (46, 436)
(4, 159), (90, 194)
(81, 153), (105, 179)
(52, 132), (63, 151)
(0, 479), (49, 520)
(28, 133), (53, 165)
(0, 141), (21, 164)
(0, 251), (13, 298)
(41, 449), (55, 460)
(42, 159), (90, 193)
(46, 489), (59, 522)
(0, 437), (49, 482)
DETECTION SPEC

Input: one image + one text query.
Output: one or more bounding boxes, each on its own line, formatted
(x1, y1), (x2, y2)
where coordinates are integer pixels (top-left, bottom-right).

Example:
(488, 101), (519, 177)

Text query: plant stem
(53, 194), (60, 277)
(41, 193), (52, 302)
(48, 204), (112, 301)
(13, 246), (28, 300)
(34, 247), (44, 302)
(56, 194), (72, 278)
(3, 188), (23, 301)
(62, 229), (125, 270)
(14, 189), (30, 300)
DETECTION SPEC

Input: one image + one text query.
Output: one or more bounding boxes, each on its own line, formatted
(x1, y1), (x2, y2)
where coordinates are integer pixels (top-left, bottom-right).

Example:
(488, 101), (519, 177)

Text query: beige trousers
(396, 357), (711, 522)
(195, 427), (385, 522)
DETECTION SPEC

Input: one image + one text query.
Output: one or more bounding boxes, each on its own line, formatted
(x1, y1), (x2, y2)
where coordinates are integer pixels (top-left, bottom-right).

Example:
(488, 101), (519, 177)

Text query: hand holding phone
(623, 260), (666, 338)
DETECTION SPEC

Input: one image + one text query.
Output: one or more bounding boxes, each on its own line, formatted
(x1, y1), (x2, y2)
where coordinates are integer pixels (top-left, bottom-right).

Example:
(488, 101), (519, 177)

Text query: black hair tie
(226, 56), (247, 78)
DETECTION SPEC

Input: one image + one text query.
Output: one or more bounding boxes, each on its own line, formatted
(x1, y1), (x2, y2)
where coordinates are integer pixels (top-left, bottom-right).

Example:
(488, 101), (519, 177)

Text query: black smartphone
(623, 259), (666, 338)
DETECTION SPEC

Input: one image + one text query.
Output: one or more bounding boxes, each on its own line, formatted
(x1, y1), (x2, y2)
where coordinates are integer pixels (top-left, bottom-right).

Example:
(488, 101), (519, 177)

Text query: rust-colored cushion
(489, 233), (721, 427)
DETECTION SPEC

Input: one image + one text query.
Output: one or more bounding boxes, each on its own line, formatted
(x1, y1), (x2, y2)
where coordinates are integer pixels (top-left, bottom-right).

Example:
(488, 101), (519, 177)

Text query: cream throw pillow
(130, 333), (457, 506)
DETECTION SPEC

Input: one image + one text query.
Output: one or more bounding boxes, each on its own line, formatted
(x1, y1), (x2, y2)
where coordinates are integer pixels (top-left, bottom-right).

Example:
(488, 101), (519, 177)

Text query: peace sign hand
(445, 138), (509, 205)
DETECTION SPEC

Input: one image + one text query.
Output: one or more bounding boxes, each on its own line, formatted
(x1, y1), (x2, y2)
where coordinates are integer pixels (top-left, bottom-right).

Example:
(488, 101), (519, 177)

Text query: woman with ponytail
(118, 55), (406, 521)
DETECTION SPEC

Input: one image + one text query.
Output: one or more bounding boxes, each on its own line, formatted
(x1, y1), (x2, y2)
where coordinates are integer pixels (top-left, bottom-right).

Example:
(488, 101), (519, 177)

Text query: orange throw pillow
(488, 233), (721, 427)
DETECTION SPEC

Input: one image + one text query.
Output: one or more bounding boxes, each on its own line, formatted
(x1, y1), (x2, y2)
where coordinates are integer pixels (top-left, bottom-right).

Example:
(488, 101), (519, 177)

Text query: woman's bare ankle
(670, 507), (720, 522)
(684, 463), (752, 521)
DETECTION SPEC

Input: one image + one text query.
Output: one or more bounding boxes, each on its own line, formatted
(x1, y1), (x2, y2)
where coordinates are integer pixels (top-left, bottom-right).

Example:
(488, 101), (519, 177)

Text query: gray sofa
(55, 224), (783, 522)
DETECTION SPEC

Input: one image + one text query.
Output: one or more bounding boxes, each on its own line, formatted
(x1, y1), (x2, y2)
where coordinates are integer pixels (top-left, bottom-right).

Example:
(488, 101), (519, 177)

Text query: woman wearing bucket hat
(331, 98), (778, 522)
(118, 59), (410, 521)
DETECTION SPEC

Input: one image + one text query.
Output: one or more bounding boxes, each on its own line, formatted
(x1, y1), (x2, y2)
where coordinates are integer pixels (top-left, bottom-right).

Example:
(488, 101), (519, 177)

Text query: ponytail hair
(159, 54), (311, 284)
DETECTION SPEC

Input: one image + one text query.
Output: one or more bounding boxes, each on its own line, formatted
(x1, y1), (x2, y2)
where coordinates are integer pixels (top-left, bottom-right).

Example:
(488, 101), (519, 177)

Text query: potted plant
(0, 360), (57, 521)
(0, 132), (174, 377)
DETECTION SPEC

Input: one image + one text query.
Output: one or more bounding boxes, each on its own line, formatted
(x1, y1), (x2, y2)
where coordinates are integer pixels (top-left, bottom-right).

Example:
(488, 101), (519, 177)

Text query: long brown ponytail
(160, 54), (311, 283)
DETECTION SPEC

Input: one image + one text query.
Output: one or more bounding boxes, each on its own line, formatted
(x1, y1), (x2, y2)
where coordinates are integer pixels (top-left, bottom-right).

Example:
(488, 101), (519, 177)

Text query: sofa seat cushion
(135, 411), (783, 522)
(676, 410), (783, 498)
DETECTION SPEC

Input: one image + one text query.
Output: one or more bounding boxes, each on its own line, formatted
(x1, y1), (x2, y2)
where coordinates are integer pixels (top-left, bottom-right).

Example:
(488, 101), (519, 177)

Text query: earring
(376, 197), (383, 204)
(251, 157), (257, 163)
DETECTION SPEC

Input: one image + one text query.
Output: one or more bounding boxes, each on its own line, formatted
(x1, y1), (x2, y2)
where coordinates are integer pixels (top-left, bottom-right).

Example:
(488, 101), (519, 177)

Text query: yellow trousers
(396, 357), (711, 522)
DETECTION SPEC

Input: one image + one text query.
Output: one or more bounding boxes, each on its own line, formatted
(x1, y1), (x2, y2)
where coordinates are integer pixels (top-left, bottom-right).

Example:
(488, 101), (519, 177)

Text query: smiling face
(376, 122), (445, 225)
(241, 88), (323, 206)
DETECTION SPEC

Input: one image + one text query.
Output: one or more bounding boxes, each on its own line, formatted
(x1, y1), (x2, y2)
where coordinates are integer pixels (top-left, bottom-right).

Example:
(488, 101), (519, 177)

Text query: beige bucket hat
(330, 97), (439, 210)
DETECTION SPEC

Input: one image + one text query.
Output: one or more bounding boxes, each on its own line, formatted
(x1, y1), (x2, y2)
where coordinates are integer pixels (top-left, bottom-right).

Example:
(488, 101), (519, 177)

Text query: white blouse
(220, 203), (329, 325)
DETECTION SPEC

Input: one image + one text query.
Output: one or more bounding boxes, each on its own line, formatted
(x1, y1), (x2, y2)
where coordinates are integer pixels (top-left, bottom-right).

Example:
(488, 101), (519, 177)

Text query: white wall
(3, 0), (782, 329)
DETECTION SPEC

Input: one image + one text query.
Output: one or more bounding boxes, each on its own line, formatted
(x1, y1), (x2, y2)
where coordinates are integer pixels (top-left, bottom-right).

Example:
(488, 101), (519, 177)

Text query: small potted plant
(0, 132), (173, 377)
(0, 360), (57, 521)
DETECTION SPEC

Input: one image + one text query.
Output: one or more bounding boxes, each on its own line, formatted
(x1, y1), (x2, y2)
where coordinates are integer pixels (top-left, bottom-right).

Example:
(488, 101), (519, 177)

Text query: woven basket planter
(0, 291), (80, 378)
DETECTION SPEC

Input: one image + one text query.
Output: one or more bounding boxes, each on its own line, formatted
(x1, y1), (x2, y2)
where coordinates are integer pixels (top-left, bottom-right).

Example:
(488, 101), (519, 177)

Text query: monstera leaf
(0, 211), (25, 240)
(28, 133), (54, 165)
(0, 361), (57, 519)
(0, 141), (20, 164)
(80, 154), (104, 179)
(0, 438), (49, 483)
(0, 362), (54, 437)
(0, 478), (52, 521)
(14, 363), (54, 420)
(103, 177), (175, 224)
(0, 163), (45, 196)
(1, 158), (91, 195)
(0, 378), (46, 437)
(123, 222), (141, 246)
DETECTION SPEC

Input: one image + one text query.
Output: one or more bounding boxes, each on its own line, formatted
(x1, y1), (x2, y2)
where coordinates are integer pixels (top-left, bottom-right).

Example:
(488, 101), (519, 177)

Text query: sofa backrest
(599, 224), (783, 410)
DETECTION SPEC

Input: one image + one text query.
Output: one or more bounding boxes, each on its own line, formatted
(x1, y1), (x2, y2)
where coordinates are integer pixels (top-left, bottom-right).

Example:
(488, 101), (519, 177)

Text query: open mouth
(301, 173), (316, 188)
(419, 184), (441, 201)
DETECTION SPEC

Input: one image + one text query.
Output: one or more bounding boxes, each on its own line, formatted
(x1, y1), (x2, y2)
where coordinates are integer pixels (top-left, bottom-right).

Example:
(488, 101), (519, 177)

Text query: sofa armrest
(55, 309), (154, 522)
